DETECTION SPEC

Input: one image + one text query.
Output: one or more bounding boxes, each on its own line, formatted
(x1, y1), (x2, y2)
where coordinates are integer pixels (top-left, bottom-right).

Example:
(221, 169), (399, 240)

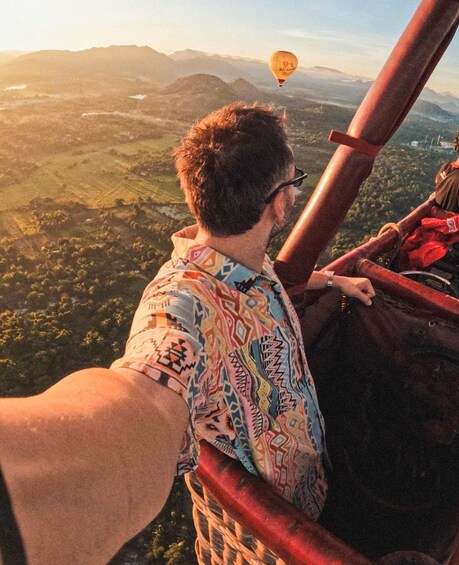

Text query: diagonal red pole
(275, 0), (459, 285)
(196, 441), (372, 565)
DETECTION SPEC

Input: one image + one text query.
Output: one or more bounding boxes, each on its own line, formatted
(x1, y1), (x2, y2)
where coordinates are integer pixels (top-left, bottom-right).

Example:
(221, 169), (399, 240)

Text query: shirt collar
(171, 225), (279, 290)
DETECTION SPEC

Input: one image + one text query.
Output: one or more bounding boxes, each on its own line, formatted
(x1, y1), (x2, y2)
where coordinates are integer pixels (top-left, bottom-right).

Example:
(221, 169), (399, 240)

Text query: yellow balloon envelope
(269, 51), (298, 87)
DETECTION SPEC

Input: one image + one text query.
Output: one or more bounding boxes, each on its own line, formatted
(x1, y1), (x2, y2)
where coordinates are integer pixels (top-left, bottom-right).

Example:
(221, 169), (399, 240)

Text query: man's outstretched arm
(0, 367), (189, 565)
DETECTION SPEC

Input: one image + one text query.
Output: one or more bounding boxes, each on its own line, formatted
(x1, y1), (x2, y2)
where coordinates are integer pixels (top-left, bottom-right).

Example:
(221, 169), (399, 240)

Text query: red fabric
(398, 215), (459, 270)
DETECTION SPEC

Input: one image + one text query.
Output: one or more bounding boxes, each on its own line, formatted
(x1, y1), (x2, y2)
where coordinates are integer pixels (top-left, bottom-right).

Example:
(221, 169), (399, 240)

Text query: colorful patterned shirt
(112, 225), (328, 519)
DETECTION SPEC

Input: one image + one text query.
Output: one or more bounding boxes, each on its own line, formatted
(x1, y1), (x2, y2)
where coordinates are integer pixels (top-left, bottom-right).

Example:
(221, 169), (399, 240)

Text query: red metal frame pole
(275, 0), (459, 285)
(196, 441), (372, 565)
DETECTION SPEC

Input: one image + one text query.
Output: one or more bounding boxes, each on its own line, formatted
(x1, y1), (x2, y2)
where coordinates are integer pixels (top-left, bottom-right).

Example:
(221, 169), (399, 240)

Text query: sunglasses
(264, 167), (307, 203)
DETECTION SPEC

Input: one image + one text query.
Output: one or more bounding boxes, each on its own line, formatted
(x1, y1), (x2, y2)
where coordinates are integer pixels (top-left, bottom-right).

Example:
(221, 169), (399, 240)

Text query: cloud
(281, 27), (391, 51)
(278, 27), (393, 76)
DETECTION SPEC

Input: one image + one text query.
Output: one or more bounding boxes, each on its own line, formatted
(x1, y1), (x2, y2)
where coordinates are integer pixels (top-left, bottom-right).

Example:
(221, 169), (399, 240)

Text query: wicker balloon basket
(185, 472), (285, 565)
(184, 442), (373, 565)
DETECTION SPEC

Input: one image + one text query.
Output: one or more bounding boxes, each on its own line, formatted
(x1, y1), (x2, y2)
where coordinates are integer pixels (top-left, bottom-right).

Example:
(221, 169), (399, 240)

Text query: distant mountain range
(0, 45), (458, 117)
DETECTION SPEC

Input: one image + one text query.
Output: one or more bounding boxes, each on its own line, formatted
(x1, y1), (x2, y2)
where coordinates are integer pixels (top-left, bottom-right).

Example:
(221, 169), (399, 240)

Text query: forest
(0, 70), (456, 563)
(0, 146), (448, 398)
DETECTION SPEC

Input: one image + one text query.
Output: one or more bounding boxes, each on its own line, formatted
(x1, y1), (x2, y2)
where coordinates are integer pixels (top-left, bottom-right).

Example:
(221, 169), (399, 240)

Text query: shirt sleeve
(111, 281), (206, 474)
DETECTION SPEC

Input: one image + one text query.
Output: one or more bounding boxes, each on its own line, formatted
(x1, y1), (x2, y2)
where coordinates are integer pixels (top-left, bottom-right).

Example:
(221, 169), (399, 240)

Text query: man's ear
(271, 190), (286, 224)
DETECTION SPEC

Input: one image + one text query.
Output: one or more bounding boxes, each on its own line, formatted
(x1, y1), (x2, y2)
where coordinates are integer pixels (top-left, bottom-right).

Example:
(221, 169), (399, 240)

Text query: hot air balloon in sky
(269, 50), (298, 86)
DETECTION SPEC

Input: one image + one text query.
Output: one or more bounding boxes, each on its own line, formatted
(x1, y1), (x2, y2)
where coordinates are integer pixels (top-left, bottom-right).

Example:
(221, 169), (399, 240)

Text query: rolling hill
(0, 52), (15, 65)
(161, 74), (270, 113)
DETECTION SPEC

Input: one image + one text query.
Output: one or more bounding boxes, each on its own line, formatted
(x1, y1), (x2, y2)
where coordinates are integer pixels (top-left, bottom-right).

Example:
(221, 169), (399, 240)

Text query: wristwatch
(325, 270), (334, 288)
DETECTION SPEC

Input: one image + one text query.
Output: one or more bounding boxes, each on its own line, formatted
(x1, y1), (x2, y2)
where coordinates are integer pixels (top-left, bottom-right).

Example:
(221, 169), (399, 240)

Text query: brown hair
(455, 130), (459, 154)
(174, 103), (293, 236)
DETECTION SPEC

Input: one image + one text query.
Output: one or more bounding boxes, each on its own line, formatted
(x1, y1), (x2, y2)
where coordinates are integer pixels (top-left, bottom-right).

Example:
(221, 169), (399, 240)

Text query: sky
(1, 0), (458, 95)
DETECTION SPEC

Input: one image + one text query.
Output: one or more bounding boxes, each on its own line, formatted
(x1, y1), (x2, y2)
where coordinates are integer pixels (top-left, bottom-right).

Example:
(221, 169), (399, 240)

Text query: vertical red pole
(275, 0), (459, 285)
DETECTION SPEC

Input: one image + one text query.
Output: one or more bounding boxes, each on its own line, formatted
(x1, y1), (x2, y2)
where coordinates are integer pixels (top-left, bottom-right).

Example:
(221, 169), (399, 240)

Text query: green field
(0, 134), (183, 211)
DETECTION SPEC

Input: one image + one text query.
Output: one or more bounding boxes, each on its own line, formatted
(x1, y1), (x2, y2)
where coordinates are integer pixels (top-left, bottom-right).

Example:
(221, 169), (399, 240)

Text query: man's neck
(194, 225), (270, 273)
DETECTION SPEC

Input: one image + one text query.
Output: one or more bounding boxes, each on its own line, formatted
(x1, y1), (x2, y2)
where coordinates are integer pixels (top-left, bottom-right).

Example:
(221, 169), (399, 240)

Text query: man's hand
(288, 270), (376, 306)
(333, 275), (375, 306)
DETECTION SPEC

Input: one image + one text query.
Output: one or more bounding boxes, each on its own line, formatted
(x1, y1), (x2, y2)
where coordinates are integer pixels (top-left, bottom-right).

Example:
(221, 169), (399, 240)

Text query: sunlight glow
(0, 0), (457, 93)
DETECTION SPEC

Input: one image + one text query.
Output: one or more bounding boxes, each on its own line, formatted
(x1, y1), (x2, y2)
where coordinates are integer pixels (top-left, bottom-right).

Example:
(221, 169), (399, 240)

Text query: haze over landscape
(0, 0), (457, 401)
(1, 0), (458, 94)
(0, 2), (458, 563)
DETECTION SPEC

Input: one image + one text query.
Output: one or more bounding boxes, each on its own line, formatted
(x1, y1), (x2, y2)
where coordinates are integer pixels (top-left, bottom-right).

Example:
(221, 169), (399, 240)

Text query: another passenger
(435, 130), (459, 213)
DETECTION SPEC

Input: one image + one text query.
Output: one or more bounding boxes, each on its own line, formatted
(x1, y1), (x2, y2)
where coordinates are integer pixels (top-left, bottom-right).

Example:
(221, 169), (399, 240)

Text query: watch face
(325, 270), (334, 288)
